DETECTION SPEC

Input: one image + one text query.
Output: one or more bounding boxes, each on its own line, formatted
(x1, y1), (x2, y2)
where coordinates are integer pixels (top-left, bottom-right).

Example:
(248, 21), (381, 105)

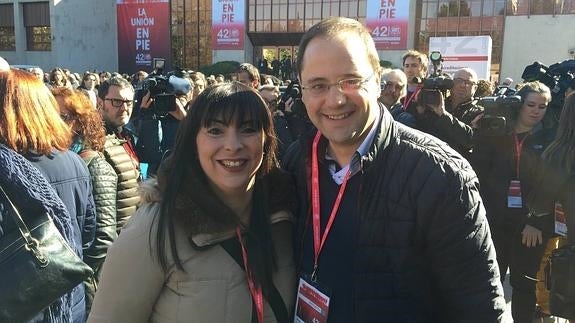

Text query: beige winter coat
(87, 183), (296, 323)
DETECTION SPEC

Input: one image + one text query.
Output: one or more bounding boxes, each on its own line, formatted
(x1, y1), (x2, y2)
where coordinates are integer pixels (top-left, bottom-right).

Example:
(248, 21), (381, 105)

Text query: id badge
(554, 202), (567, 236)
(507, 179), (522, 208)
(294, 276), (331, 323)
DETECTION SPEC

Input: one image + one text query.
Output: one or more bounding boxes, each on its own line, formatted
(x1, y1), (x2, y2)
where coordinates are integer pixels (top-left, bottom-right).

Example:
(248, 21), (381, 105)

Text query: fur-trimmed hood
(138, 178), (162, 204)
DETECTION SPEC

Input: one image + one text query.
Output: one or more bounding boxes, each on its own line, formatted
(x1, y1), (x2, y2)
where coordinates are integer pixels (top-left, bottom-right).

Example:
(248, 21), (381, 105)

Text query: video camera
(477, 95), (522, 136)
(416, 51), (454, 108)
(140, 63), (192, 117)
(278, 80), (307, 118)
(522, 59), (575, 110)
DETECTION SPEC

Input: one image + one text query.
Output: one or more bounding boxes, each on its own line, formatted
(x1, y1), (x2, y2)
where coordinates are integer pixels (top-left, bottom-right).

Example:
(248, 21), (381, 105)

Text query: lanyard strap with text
(403, 87), (421, 111)
(513, 132), (529, 178)
(236, 227), (264, 323)
(311, 131), (351, 280)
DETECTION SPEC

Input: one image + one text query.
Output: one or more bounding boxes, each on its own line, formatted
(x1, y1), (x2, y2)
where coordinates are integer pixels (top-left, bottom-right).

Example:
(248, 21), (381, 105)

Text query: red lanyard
(235, 227), (264, 323)
(403, 87), (420, 111)
(513, 132), (529, 178)
(311, 131), (351, 279)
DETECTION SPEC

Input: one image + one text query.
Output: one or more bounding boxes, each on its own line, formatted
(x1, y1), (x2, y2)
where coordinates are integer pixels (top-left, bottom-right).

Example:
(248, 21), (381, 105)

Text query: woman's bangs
(200, 90), (269, 129)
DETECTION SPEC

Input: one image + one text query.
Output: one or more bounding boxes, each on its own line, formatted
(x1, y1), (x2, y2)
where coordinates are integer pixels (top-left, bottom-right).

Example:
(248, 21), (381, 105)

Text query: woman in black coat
(472, 81), (555, 323)
(529, 92), (575, 245)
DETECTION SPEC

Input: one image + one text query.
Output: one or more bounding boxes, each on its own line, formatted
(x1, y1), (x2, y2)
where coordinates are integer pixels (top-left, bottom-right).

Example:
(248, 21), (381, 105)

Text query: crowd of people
(0, 15), (574, 323)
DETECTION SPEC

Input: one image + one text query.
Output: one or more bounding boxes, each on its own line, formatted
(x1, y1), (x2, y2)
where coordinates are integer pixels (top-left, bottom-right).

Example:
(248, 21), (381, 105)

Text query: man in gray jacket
(97, 77), (140, 232)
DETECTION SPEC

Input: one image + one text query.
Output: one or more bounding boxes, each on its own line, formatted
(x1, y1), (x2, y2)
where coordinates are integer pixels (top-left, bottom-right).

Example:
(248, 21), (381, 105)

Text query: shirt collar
(356, 105), (381, 158)
(325, 105), (381, 184)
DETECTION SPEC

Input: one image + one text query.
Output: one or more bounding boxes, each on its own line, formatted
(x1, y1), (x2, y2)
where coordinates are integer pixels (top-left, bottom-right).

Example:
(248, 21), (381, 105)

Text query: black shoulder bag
(0, 183), (94, 322)
(220, 237), (290, 323)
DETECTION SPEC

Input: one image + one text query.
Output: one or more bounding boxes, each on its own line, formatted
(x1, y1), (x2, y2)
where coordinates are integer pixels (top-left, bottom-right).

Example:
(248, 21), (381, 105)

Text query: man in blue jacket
(283, 17), (506, 323)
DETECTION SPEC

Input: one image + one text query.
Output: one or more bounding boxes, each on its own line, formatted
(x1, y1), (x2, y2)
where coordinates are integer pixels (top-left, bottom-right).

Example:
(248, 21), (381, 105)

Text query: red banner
(116, 0), (170, 74)
(366, 0), (409, 50)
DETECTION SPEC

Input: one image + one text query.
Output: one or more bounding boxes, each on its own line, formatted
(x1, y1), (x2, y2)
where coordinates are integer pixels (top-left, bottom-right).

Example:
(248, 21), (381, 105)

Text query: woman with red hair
(0, 68), (96, 322)
(51, 87), (118, 314)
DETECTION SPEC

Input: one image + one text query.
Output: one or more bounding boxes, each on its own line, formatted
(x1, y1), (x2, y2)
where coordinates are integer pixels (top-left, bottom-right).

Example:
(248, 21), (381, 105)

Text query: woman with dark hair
(49, 67), (70, 88)
(530, 93), (575, 244)
(472, 81), (556, 323)
(78, 72), (99, 107)
(88, 82), (295, 322)
(528, 93), (575, 321)
(51, 87), (118, 314)
(0, 68), (96, 322)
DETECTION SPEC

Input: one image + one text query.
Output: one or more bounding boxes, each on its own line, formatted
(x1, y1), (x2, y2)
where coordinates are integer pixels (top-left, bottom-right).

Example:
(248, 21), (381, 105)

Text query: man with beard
(98, 77), (140, 232)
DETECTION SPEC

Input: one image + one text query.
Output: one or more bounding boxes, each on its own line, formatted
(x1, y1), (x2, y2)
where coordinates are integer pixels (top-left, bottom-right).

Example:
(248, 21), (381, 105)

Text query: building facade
(0, 0), (117, 73)
(0, 0), (574, 83)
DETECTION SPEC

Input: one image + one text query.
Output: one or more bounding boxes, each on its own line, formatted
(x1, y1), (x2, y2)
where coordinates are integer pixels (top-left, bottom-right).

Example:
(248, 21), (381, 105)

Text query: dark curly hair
(51, 87), (106, 152)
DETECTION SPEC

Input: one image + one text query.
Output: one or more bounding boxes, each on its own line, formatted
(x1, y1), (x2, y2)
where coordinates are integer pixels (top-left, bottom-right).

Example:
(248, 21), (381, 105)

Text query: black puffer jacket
(528, 162), (575, 245)
(283, 108), (506, 322)
(472, 125), (556, 232)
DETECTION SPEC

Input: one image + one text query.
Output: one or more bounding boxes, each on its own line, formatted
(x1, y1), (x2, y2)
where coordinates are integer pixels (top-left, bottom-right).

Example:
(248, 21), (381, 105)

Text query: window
(0, 4), (15, 51)
(530, 0), (558, 14)
(23, 2), (51, 51)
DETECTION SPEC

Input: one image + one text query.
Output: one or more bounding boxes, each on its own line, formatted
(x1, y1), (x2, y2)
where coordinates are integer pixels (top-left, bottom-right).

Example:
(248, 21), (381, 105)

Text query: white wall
(212, 49), (245, 63)
(500, 14), (575, 86)
(0, 0), (118, 73)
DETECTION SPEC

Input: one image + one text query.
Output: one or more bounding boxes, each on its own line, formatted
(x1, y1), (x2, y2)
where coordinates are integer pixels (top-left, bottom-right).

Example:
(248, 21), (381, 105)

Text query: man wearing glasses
(97, 77), (140, 233)
(379, 69), (416, 127)
(283, 17), (505, 322)
(415, 67), (484, 158)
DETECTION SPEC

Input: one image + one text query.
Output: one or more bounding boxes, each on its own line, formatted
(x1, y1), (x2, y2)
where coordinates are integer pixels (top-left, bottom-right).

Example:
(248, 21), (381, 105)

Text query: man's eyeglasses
(454, 78), (477, 87)
(104, 98), (134, 108)
(384, 82), (405, 91)
(302, 73), (374, 97)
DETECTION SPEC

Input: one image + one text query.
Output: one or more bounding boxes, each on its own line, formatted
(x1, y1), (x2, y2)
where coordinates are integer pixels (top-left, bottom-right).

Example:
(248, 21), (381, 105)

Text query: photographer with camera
(402, 50), (428, 118)
(415, 63), (484, 158)
(259, 83), (294, 162)
(277, 80), (314, 147)
(135, 68), (193, 176)
(522, 60), (575, 131)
